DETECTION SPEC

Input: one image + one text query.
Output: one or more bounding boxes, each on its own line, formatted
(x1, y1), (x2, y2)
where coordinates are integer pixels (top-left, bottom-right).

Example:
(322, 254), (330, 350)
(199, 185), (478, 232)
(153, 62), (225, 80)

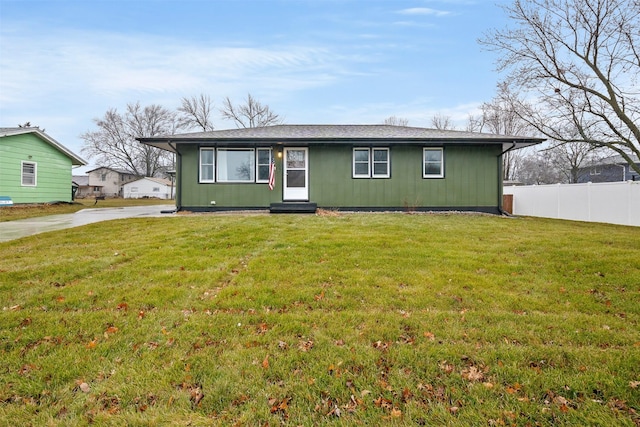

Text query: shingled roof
(138, 124), (544, 152)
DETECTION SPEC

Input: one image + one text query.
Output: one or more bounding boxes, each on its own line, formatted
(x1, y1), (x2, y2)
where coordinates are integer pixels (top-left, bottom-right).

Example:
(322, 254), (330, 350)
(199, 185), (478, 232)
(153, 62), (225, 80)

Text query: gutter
(497, 142), (517, 216)
(169, 142), (181, 211)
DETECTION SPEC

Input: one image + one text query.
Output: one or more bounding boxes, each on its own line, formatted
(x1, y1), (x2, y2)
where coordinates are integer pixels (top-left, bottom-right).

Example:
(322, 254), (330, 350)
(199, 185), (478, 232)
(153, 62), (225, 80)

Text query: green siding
(0, 133), (74, 203)
(178, 145), (282, 208)
(177, 144), (501, 210)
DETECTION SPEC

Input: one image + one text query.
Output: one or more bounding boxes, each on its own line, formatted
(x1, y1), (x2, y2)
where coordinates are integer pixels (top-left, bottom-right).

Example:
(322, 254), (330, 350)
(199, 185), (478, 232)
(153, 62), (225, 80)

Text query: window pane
(425, 163), (442, 175)
(354, 149), (369, 162)
(201, 149), (213, 164)
(373, 149), (388, 161)
(286, 150), (305, 168)
(201, 164), (213, 181)
(354, 163), (369, 175)
(258, 165), (270, 181)
(287, 170), (305, 187)
(425, 150), (442, 162)
(218, 149), (255, 182)
(257, 149), (270, 163)
(373, 162), (388, 176)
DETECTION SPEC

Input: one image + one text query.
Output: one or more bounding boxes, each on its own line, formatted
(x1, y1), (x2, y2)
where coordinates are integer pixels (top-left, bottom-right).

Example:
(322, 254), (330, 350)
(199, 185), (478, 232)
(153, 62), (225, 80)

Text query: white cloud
(396, 7), (451, 17)
(0, 27), (359, 107)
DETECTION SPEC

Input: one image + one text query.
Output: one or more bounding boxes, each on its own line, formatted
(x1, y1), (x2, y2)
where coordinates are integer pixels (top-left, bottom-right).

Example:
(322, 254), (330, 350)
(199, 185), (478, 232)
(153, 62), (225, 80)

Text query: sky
(0, 0), (512, 173)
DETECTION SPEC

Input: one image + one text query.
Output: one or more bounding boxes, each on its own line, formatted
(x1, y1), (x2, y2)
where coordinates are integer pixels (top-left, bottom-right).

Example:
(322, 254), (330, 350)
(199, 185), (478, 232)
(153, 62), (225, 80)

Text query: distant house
(122, 177), (174, 199)
(72, 175), (93, 198)
(138, 124), (543, 213)
(577, 154), (640, 183)
(86, 167), (138, 197)
(0, 127), (86, 204)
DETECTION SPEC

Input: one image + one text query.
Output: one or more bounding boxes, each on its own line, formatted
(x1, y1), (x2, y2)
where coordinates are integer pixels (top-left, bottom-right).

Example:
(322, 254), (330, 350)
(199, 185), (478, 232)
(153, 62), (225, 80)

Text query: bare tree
(178, 94), (215, 132)
(544, 141), (600, 183)
(430, 114), (455, 130)
(384, 116), (409, 126)
(466, 84), (533, 180)
(220, 93), (283, 128)
(81, 102), (177, 177)
(480, 0), (640, 176)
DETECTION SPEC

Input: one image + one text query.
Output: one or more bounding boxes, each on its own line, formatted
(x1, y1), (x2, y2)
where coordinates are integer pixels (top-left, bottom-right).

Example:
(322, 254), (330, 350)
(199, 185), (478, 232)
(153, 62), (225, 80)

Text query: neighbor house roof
(0, 127), (87, 166)
(138, 124), (545, 153)
(85, 166), (137, 175)
(124, 177), (172, 186)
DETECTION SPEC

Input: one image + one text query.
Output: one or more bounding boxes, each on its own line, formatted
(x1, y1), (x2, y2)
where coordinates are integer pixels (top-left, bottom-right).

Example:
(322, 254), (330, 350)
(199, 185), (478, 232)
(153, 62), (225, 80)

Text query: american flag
(268, 156), (276, 190)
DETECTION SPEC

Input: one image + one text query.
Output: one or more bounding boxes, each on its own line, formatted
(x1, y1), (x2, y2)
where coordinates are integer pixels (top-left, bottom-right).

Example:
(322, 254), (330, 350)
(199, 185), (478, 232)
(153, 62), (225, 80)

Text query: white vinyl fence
(504, 181), (640, 227)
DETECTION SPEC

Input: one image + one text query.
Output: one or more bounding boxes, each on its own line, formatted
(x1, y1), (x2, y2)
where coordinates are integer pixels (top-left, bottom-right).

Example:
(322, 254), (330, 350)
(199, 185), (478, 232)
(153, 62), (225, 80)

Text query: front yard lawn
(1, 213), (638, 425)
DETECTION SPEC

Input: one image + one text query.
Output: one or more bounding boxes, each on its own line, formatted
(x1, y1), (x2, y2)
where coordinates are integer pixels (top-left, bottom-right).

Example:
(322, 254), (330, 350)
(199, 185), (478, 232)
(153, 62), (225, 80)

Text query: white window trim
(353, 148), (370, 178)
(372, 148), (390, 178)
(423, 147), (444, 178)
(256, 148), (273, 183)
(199, 148), (215, 183)
(353, 147), (390, 178)
(217, 148), (256, 183)
(21, 161), (37, 186)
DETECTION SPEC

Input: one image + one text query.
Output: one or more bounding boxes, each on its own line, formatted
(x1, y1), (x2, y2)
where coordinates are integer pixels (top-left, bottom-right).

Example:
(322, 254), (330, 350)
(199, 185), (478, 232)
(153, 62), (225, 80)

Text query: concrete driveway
(0, 205), (175, 242)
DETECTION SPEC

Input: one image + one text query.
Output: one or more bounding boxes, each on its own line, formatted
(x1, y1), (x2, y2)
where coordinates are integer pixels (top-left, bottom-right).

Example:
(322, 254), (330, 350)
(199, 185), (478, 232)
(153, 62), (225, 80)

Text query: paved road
(0, 205), (176, 242)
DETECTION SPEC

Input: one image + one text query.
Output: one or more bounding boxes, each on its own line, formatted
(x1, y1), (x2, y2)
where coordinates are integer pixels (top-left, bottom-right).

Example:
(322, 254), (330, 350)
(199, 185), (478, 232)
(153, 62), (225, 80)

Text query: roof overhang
(137, 125), (545, 153)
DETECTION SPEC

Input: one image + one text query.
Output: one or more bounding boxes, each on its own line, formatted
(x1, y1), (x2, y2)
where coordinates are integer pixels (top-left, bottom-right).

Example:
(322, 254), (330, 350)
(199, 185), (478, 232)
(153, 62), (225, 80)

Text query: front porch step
(270, 202), (317, 214)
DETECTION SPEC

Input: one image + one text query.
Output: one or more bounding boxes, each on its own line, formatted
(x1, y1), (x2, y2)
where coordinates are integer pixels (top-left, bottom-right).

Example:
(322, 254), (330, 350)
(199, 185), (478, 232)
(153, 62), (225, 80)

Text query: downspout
(497, 142), (517, 215)
(169, 142), (181, 211)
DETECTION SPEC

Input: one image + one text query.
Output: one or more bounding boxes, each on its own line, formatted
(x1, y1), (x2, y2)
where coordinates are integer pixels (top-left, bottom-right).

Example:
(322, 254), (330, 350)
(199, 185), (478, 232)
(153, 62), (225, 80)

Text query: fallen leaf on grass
(262, 355), (270, 369)
(630, 381), (640, 389)
(461, 366), (484, 382)
(86, 339), (97, 349)
(298, 340), (314, 352)
(423, 331), (435, 341)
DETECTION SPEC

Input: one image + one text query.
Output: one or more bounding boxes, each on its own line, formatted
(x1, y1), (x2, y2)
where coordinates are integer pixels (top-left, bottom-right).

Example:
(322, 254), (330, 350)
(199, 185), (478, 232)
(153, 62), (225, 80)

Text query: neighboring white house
(122, 177), (174, 199)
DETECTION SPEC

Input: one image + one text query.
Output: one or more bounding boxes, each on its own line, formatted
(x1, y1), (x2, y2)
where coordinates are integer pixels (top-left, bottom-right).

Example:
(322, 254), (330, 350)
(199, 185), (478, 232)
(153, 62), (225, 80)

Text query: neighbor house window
(590, 166), (601, 176)
(130, 187), (138, 192)
(21, 161), (36, 186)
(256, 148), (273, 183)
(217, 148), (255, 182)
(423, 148), (444, 178)
(353, 148), (389, 178)
(153, 187), (160, 192)
(200, 148), (215, 183)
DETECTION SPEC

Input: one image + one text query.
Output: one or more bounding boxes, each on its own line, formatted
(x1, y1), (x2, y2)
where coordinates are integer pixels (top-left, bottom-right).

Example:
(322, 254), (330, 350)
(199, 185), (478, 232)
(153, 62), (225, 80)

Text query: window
(153, 187), (160, 192)
(217, 149), (255, 182)
(256, 148), (273, 182)
(372, 148), (390, 177)
(590, 166), (601, 176)
(130, 187), (138, 193)
(200, 148), (215, 183)
(353, 148), (389, 178)
(423, 148), (444, 178)
(21, 161), (36, 186)
(353, 148), (370, 178)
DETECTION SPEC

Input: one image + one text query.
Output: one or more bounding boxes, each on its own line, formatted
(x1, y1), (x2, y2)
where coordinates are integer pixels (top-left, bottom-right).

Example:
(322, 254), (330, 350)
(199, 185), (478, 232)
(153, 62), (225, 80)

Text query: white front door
(283, 147), (308, 201)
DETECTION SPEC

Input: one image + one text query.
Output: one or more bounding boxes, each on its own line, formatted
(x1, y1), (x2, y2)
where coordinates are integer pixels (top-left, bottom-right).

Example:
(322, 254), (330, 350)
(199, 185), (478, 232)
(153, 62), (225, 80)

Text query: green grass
(0, 198), (171, 222)
(1, 213), (638, 426)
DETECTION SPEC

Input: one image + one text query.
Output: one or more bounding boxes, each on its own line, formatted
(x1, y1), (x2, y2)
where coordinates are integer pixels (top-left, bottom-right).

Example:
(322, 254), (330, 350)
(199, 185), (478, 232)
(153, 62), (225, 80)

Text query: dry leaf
(86, 339), (97, 349)
(630, 381), (640, 389)
(79, 382), (91, 393)
(262, 355), (270, 369)
(461, 366), (484, 382)
(423, 331), (435, 341)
